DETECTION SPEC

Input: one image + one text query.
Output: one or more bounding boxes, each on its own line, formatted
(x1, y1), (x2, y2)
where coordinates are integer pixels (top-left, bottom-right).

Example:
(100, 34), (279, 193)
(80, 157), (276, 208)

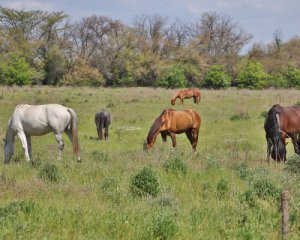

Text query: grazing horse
(171, 88), (201, 105)
(95, 110), (111, 141)
(3, 104), (80, 164)
(264, 104), (300, 162)
(144, 109), (201, 152)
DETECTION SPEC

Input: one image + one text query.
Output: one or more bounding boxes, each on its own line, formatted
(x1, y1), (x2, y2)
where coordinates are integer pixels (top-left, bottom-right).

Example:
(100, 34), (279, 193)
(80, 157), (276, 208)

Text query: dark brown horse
(171, 88), (201, 105)
(144, 109), (201, 151)
(264, 104), (300, 162)
(95, 110), (111, 141)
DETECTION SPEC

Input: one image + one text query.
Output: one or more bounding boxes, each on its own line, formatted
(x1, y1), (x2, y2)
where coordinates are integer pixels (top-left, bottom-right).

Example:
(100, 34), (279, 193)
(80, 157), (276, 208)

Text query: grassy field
(0, 86), (299, 239)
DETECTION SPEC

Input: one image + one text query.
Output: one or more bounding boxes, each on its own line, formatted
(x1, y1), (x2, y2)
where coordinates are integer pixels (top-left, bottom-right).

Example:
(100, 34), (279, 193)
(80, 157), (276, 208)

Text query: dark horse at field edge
(264, 104), (300, 162)
(95, 110), (111, 141)
(144, 109), (201, 152)
(171, 88), (201, 105)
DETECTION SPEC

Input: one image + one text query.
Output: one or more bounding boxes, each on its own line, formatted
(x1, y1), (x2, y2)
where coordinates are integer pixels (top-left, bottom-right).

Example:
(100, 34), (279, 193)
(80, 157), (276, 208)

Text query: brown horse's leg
(291, 133), (300, 154)
(170, 132), (176, 147)
(191, 128), (199, 152)
(185, 130), (194, 145)
(161, 131), (168, 143)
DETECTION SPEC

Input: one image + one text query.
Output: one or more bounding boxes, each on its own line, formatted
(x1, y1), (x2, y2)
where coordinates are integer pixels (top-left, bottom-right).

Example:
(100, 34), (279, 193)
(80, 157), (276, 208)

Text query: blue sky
(1, 0), (299, 50)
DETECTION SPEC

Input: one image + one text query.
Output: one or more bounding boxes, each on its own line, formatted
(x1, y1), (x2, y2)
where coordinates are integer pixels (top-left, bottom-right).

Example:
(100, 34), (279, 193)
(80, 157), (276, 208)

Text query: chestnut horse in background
(144, 109), (201, 152)
(171, 88), (201, 105)
(264, 104), (300, 162)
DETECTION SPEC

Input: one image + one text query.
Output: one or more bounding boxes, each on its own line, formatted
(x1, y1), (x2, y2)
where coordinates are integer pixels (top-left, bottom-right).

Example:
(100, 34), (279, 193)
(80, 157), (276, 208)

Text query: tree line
(0, 7), (299, 89)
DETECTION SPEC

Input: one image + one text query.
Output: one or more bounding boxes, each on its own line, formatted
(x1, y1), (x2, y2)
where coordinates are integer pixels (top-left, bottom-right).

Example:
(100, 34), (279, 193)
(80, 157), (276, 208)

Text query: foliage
(163, 156), (187, 175)
(230, 111), (250, 121)
(63, 59), (104, 86)
(285, 155), (300, 174)
(204, 65), (231, 89)
(130, 166), (160, 197)
(216, 178), (229, 197)
(155, 64), (187, 88)
(150, 212), (178, 240)
(0, 54), (33, 85)
(236, 61), (269, 89)
(252, 179), (281, 200)
(38, 163), (62, 182)
(283, 64), (300, 87)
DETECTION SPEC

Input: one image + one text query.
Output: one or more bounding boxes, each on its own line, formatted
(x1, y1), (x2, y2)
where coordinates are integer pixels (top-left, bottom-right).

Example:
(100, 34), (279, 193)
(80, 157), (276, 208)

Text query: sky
(1, 0), (299, 51)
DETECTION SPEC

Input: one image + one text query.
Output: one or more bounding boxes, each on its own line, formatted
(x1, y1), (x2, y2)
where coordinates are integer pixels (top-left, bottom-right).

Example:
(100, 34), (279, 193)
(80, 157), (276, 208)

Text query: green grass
(0, 86), (299, 239)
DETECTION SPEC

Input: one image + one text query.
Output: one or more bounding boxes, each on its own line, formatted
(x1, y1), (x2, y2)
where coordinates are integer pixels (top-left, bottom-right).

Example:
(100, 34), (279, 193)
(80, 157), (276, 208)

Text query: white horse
(3, 104), (81, 164)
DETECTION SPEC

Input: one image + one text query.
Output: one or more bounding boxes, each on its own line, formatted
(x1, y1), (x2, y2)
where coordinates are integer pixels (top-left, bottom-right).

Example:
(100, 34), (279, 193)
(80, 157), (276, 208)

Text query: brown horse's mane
(147, 109), (172, 143)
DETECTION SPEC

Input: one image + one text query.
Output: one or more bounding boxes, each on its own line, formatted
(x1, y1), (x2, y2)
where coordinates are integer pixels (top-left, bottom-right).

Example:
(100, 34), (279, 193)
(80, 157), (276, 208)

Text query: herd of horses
(2, 88), (300, 164)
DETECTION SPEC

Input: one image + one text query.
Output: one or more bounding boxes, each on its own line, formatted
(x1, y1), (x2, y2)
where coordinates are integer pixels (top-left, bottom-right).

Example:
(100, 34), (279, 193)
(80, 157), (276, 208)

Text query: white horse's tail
(67, 108), (81, 162)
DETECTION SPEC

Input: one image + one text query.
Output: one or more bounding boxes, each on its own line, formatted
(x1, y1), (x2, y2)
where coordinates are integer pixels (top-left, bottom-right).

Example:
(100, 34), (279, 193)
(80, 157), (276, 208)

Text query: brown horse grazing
(171, 88), (201, 105)
(264, 104), (300, 162)
(144, 109), (201, 152)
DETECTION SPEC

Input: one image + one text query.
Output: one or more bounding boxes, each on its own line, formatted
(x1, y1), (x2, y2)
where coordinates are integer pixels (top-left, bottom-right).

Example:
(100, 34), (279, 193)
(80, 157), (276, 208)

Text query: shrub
(0, 201), (36, 221)
(151, 212), (178, 240)
(259, 110), (268, 119)
(63, 59), (104, 86)
(130, 167), (160, 197)
(236, 61), (269, 89)
(0, 54), (33, 86)
(252, 179), (281, 200)
(204, 65), (231, 89)
(283, 65), (300, 87)
(216, 178), (229, 198)
(285, 155), (300, 174)
(233, 162), (251, 180)
(156, 64), (187, 88)
(38, 163), (62, 182)
(230, 111), (250, 121)
(163, 157), (187, 175)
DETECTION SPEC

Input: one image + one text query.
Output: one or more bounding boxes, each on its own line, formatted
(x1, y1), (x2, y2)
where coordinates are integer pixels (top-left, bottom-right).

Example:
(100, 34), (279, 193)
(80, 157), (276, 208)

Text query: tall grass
(0, 86), (299, 239)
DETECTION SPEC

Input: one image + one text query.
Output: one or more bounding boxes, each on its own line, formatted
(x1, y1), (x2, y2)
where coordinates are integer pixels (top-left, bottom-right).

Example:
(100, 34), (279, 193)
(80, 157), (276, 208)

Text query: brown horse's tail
(67, 108), (81, 162)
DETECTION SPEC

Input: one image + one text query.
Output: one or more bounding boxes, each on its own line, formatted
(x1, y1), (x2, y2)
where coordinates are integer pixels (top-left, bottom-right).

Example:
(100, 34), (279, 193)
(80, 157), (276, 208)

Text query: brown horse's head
(265, 105), (287, 162)
(171, 99), (176, 105)
(143, 140), (153, 151)
(267, 137), (286, 162)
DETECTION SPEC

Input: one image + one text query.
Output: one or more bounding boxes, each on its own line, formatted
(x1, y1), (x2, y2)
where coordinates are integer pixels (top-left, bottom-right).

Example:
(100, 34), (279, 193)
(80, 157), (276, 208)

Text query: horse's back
(12, 104), (71, 135)
(167, 109), (201, 132)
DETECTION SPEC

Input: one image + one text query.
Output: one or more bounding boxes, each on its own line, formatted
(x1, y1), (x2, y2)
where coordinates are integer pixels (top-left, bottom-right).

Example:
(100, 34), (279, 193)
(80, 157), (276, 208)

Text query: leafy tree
(236, 61), (269, 89)
(155, 64), (187, 88)
(0, 54), (33, 85)
(204, 65), (231, 89)
(283, 65), (300, 87)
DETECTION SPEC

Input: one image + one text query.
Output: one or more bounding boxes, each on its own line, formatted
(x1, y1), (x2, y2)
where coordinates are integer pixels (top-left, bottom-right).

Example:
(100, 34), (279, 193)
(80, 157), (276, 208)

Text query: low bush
(150, 212), (178, 240)
(285, 155), (300, 174)
(130, 167), (160, 197)
(163, 157), (187, 175)
(38, 163), (62, 182)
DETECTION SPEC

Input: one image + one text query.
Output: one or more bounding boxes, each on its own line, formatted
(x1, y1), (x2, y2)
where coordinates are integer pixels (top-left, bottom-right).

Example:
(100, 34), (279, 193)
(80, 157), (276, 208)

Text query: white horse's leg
(26, 134), (32, 159)
(53, 131), (64, 160)
(17, 131), (30, 161)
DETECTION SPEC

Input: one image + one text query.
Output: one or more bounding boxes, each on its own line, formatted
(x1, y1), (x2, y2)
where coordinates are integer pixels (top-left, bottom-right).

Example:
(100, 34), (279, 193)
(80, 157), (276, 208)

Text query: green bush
(156, 64), (187, 88)
(130, 166), (160, 197)
(151, 212), (178, 240)
(163, 157), (187, 175)
(285, 155), (300, 174)
(216, 178), (229, 198)
(0, 54), (33, 86)
(230, 111), (250, 121)
(252, 179), (281, 200)
(236, 61), (269, 89)
(283, 65), (300, 87)
(38, 163), (62, 183)
(204, 65), (231, 89)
